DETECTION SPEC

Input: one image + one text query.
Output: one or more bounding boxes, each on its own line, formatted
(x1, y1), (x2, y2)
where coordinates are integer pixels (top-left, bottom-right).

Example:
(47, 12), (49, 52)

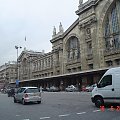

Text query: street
(0, 92), (120, 120)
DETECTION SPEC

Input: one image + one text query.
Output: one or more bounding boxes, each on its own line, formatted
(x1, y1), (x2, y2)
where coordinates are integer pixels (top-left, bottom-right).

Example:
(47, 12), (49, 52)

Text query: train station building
(1, 0), (120, 90)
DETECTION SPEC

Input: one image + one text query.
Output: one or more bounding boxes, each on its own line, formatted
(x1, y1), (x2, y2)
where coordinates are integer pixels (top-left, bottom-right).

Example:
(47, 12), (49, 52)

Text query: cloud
(0, 0), (88, 65)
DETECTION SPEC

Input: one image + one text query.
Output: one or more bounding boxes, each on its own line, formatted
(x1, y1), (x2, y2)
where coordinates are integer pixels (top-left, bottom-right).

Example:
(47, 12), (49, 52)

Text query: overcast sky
(0, 0), (88, 66)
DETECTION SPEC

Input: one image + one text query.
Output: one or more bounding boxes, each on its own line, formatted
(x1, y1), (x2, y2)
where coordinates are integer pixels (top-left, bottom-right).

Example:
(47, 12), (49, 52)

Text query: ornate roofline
(50, 18), (79, 43)
(18, 50), (43, 61)
(76, 0), (102, 15)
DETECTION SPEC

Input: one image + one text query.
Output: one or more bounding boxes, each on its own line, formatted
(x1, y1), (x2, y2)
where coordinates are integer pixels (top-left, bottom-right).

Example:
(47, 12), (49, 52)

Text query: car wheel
(22, 99), (26, 105)
(95, 97), (104, 108)
(14, 97), (17, 103)
(37, 101), (41, 104)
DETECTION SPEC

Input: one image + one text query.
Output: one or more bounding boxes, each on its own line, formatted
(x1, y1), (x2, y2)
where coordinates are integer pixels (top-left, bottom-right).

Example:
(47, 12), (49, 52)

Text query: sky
(0, 0), (88, 66)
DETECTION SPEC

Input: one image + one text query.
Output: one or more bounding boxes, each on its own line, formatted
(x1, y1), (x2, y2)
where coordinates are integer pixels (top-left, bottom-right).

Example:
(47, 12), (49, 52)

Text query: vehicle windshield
(25, 88), (39, 93)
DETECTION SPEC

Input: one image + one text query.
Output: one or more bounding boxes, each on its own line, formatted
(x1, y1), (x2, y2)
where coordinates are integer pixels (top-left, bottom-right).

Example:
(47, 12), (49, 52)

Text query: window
(106, 61), (113, 67)
(67, 69), (71, 73)
(104, 1), (120, 51)
(78, 66), (81, 71)
(88, 64), (93, 69)
(115, 59), (120, 65)
(111, 6), (119, 33)
(67, 36), (80, 60)
(17, 88), (25, 93)
(51, 72), (53, 76)
(25, 88), (39, 93)
(57, 70), (60, 75)
(87, 42), (92, 54)
(45, 73), (47, 77)
(99, 75), (112, 87)
(72, 68), (76, 72)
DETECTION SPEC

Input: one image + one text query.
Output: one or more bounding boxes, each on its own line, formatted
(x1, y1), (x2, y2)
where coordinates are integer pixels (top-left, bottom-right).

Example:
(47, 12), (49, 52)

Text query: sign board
(16, 80), (19, 85)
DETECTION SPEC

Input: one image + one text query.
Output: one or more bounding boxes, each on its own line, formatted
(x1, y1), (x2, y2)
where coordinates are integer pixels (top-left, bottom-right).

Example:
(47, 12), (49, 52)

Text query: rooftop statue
(79, 0), (83, 5)
(59, 22), (64, 33)
(53, 26), (56, 36)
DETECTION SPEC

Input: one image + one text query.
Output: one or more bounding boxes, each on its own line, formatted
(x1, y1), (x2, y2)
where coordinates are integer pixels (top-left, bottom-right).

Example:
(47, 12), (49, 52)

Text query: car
(81, 85), (86, 91)
(85, 84), (96, 92)
(13, 87), (41, 105)
(65, 85), (78, 92)
(40, 87), (50, 92)
(49, 86), (60, 92)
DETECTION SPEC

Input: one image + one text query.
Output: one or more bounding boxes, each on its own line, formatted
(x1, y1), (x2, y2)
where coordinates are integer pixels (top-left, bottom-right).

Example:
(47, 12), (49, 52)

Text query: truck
(91, 67), (120, 107)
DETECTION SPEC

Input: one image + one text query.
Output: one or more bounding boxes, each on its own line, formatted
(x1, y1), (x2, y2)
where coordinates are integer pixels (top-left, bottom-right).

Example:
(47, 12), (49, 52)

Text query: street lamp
(15, 46), (22, 85)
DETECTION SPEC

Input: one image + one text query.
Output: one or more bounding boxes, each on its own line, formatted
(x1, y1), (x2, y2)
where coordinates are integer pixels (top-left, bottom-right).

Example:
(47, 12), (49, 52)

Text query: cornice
(76, 0), (102, 15)
(79, 15), (97, 29)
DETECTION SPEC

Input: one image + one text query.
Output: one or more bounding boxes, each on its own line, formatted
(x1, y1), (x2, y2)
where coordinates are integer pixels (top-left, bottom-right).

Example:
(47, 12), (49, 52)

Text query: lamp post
(15, 46), (22, 86)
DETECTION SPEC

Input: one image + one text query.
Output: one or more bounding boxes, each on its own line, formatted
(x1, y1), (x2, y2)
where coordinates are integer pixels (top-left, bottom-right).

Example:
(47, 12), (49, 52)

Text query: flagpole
(24, 36), (27, 50)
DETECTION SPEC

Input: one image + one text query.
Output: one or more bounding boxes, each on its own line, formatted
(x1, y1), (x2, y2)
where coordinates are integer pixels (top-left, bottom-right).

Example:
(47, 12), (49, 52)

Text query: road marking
(16, 115), (20, 116)
(76, 112), (86, 115)
(93, 110), (101, 112)
(40, 117), (50, 119)
(59, 114), (70, 117)
(22, 119), (30, 120)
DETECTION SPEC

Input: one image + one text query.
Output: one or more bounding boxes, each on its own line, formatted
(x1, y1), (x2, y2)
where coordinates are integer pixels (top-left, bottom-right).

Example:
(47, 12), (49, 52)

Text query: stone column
(91, 22), (99, 69)
(79, 26), (87, 70)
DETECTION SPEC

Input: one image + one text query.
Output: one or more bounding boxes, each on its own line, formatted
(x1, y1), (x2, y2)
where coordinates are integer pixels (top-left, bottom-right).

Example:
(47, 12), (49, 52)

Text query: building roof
(18, 49), (44, 60)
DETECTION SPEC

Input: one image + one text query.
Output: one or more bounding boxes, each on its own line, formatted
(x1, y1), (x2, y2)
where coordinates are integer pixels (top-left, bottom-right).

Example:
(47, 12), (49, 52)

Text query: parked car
(42, 87), (50, 92)
(13, 87), (41, 105)
(81, 85), (87, 92)
(85, 84), (96, 92)
(65, 85), (78, 92)
(49, 86), (60, 92)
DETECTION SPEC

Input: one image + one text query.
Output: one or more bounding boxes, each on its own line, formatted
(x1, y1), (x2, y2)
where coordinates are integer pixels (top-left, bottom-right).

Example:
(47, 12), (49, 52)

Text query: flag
(25, 36), (26, 41)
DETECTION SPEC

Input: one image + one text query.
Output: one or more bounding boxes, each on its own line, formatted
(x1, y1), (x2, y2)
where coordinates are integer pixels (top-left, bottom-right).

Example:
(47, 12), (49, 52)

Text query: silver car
(65, 85), (78, 92)
(14, 87), (41, 105)
(85, 84), (97, 92)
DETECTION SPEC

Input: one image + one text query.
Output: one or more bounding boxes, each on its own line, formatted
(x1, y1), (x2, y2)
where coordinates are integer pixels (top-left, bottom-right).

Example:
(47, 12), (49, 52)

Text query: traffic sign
(16, 80), (19, 85)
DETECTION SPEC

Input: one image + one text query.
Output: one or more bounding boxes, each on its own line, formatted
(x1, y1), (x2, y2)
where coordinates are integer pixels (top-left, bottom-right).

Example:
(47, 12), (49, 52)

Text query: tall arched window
(104, 1), (120, 51)
(67, 36), (80, 60)
(22, 58), (27, 74)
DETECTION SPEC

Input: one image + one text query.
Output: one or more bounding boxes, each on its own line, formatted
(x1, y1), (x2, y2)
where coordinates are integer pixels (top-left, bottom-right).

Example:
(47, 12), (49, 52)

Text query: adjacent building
(0, 61), (17, 89)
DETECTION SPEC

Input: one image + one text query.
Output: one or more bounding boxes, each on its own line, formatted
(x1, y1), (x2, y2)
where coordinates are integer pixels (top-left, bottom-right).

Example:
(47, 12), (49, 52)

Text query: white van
(91, 67), (120, 107)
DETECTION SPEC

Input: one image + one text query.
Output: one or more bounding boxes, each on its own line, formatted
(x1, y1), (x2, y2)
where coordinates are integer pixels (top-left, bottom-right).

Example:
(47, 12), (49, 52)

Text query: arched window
(22, 58), (27, 74)
(67, 36), (80, 60)
(104, 1), (120, 51)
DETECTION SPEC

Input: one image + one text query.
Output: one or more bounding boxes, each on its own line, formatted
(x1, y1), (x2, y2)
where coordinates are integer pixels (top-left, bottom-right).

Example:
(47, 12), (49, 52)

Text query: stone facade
(0, 61), (17, 88)
(7, 0), (120, 89)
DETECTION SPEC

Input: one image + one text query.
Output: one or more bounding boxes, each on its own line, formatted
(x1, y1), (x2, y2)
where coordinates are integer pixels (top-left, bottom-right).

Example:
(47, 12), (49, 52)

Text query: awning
(10, 67), (109, 84)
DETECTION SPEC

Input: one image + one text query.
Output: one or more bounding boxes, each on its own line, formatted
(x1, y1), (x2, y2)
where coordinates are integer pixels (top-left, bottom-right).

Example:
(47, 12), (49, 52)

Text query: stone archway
(97, 0), (115, 67)
(63, 34), (81, 62)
